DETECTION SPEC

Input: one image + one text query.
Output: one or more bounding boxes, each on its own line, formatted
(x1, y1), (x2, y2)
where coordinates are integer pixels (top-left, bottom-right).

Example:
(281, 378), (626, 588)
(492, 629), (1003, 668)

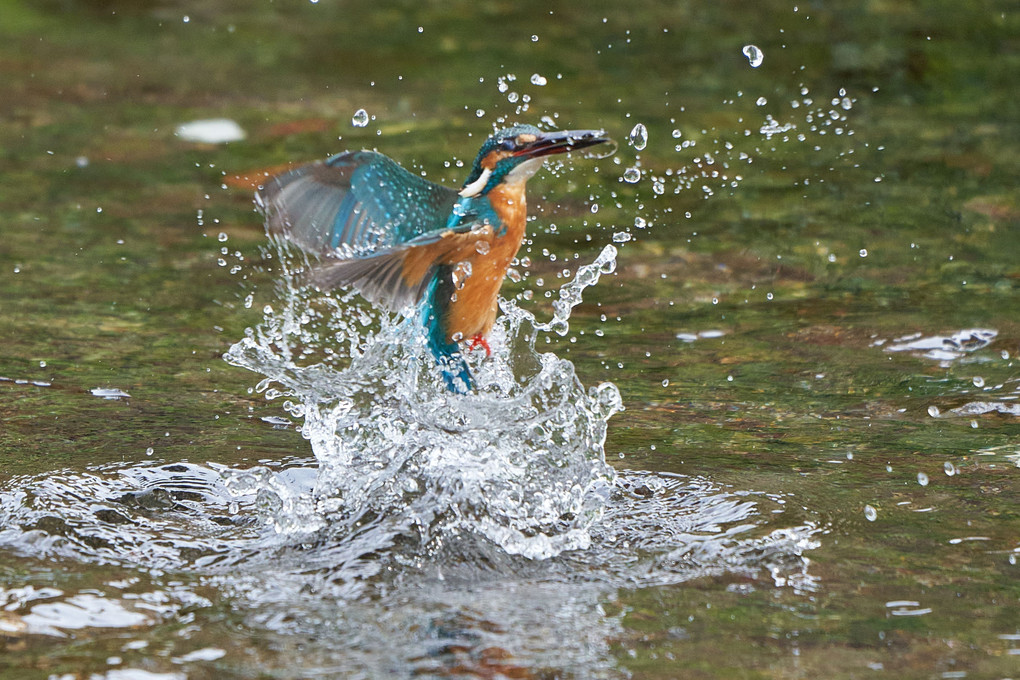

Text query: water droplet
(927, 405), (940, 418)
(145, 447), (154, 456)
(634, 216), (647, 229)
(452, 261), (472, 289)
(530, 73), (547, 86)
(351, 108), (369, 127)
(917, 472), (929, 487)
(612, 232), (632, 243)
(864, 505), (877, 521)
(475, 108), (485, 118)
(943, 462), (956, 476)
(972, 376), (985, 388)
(475, 240), (491, 255)
(623, 166), (641, 183)
(661, 379), (669, 387)
(628, 123), (648, 150)
(742, 44), (764, 67)
(217, 232), (228, 242)
(755, 96), (767, 106)
(859, 248), (868, 257)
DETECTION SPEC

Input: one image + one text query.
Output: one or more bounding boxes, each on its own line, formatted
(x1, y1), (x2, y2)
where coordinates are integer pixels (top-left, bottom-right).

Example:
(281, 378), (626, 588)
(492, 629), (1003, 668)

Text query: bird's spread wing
(306, 224), (495, 311)
(257, 150), (460, 256)
(256, 150), (465, 310)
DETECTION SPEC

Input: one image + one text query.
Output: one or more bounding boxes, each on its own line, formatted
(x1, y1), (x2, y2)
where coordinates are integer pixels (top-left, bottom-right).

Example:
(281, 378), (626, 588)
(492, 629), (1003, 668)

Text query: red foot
(468, 333), (491, 357)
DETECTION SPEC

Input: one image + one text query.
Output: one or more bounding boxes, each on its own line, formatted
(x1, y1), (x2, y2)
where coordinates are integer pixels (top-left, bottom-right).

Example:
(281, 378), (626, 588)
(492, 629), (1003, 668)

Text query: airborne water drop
(742, 44), (764, 68)
(628, 123), (648, 151)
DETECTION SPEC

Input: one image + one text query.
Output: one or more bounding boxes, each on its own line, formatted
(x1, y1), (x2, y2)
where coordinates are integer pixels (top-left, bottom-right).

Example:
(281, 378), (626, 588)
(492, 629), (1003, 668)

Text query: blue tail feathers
(419, 273), (473, 394)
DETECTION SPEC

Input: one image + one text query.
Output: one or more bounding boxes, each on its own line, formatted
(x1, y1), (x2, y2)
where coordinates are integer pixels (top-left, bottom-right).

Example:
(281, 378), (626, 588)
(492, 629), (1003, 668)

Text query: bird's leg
(468, 333), (491, 357)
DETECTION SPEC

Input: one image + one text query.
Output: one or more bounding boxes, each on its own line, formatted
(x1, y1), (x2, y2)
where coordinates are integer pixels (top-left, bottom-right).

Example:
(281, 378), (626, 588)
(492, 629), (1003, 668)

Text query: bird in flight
(256, 124), (611, 392)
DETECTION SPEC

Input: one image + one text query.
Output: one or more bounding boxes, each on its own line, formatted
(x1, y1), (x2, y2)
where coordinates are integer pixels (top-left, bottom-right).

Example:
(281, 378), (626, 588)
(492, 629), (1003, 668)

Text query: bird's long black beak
(514, 129), (613, 159)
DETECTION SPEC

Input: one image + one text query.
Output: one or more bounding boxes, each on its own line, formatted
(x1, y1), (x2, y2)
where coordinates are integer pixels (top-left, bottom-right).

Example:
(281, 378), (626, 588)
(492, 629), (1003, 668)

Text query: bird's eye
(500, 138), (517, 151)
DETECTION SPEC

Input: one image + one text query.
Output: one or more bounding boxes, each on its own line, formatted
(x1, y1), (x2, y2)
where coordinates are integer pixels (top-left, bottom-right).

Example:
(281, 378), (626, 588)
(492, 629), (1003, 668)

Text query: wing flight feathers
(255, 150), (463, 309)
(256, 150), (459, 256)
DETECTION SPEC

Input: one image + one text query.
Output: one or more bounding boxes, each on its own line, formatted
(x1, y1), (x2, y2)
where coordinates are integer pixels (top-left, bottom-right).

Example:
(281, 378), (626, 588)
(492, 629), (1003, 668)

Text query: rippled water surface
(1, 1), (1018, 679)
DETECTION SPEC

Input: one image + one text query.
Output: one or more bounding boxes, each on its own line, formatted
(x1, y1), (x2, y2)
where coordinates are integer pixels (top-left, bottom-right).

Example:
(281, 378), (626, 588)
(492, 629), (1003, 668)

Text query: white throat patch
(458, 167), (492, 198)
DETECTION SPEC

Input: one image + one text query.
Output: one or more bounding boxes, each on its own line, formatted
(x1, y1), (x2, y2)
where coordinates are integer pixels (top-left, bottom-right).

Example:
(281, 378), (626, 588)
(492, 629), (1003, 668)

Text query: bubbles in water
(628, 123), (648, 151)
(530, 73), (548, 86)
(623, 166), (641, 183)
(742, 44), (764, 68)
(864, 505), (877, 522)
(351, 109), (370, 127)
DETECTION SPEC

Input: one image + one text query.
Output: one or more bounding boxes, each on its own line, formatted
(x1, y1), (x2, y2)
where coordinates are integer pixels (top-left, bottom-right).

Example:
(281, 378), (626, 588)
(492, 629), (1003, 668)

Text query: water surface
(1, 1), (1017, 678)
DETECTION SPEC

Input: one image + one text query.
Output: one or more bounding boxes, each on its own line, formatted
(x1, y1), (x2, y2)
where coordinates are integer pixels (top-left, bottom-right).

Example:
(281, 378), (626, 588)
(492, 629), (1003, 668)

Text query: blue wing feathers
(258, 151), (458, 256)
(256, 150), (463, 311)
(257, 149), (473, 391)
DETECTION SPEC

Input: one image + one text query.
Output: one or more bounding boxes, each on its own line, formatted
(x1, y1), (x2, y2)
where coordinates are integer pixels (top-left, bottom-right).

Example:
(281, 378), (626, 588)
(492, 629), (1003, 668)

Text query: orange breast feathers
(400, 184), (528, 342)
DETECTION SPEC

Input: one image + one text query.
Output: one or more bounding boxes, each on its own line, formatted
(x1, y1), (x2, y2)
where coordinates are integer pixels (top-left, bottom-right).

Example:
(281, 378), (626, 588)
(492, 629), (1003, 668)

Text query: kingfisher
(255, 124), (611, 392)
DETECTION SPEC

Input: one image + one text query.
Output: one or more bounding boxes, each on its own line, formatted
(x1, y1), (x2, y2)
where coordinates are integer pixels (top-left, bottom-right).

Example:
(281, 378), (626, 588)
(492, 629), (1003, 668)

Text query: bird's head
(459, 124), (610, 198)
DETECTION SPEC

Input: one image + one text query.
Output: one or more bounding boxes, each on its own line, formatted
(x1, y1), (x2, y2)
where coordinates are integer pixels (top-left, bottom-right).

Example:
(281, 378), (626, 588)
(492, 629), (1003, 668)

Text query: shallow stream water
(1, 1), (1017, 678)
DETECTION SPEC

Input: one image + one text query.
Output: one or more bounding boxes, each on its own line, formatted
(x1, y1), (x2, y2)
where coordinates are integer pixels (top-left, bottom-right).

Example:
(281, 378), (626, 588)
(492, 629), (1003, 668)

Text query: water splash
(0, 227), (823, 676)
(224, 240), (623, 560)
